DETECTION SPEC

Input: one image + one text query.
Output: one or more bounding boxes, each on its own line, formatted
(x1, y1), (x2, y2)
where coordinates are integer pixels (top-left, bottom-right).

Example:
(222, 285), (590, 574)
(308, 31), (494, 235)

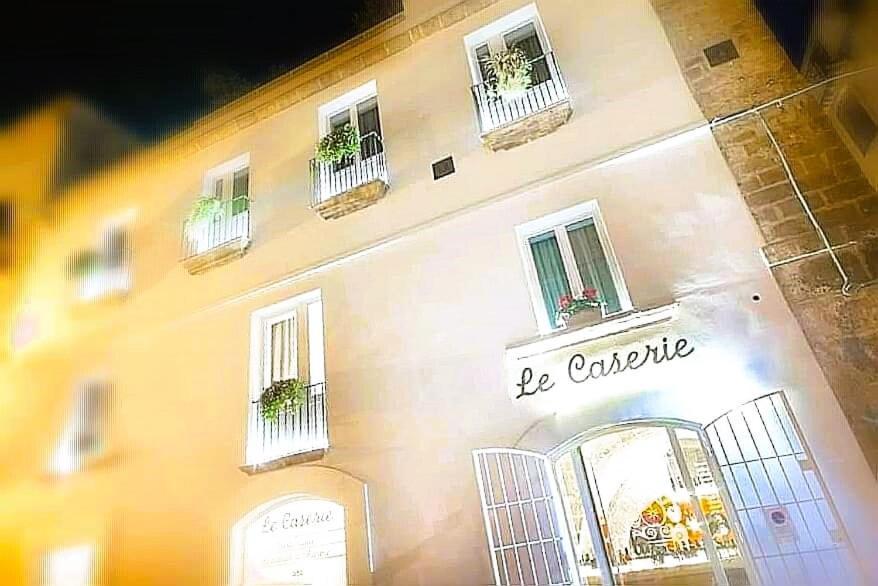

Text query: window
(251, 291), (325, 397)
(517, 202), (630, 332)
(262, 311), (297, 389)
(319, 81), (383, 166)
(44, 545), (94, 586)
(247, 290), (327, 465)
(204, 154), (250, 213)
(183, 154), (252, 264)
(51, 381), (111, 475)
(838, 89), (877, 155)
(464, 4), (554, 87)
(71, 222), (131, 301)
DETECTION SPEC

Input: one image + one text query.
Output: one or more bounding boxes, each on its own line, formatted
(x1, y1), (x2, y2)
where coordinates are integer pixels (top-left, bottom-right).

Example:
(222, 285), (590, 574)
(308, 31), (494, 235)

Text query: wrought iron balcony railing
(246, 382), (328, 466)
(181, 196), (251, 261)
(471, 51), (569, 135)
(310, 132), (388, 205)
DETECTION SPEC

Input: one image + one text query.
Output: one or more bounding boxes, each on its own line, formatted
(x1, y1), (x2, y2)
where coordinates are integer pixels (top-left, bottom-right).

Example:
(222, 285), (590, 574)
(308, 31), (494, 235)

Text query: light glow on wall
(44, 545), (93, 586)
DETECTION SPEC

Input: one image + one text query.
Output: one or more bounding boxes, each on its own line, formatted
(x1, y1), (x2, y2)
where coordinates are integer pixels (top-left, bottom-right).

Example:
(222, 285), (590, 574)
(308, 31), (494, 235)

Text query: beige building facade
(0, 1), (876, 585)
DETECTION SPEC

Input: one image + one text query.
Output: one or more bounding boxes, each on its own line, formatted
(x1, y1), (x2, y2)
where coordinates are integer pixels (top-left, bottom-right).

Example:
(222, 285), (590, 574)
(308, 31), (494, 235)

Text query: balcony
(69, 245), (132, 303)
(181, 197), (251, 274)
(242, 382), (328, 474)
(471, 51), (572, 151)
(310, 133), (389, 220)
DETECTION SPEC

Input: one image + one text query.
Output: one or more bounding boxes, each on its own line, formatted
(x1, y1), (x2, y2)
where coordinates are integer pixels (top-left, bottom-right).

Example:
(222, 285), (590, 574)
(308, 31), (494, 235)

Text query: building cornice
(49, 0), (503, 205)
(174, 0), (502, 157)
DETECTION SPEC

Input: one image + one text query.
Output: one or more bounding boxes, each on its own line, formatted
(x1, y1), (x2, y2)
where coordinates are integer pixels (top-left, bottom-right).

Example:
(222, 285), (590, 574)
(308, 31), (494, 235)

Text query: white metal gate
(704, 392), (862, 586)
(474, 449), (580, 586)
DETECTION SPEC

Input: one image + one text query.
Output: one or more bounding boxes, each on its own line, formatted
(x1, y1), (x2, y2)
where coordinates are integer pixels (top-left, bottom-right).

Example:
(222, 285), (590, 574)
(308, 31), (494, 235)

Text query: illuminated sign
(242, 498), (346, 586)
(514, 336), (695, 400)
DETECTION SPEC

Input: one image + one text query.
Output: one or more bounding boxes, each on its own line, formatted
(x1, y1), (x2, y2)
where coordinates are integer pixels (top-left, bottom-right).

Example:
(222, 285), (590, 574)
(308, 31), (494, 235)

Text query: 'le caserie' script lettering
(515, 337), (694, 399)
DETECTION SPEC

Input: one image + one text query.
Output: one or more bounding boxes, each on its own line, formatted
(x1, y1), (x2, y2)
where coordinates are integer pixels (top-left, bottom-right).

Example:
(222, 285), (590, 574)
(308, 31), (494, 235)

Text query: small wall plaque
(432, 156), (455, 180)
(704, 39), (739, 68)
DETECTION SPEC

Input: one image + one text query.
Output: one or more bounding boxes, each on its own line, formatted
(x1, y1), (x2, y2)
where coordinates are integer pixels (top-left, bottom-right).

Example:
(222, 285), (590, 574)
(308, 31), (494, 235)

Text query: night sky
(2, 2), (389, 139)
(3, 1), (813, 140)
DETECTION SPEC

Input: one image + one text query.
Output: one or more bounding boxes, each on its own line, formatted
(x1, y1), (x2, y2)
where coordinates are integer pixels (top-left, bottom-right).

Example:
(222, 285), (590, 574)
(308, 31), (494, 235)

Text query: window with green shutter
(519, 202), (629, 331)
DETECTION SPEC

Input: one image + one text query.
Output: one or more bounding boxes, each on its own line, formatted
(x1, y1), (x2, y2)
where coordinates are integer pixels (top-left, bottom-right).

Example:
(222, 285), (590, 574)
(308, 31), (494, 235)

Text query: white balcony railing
(181, 197), (251, 260)
(310, 133), (388, 205)
(471, 51), (569, 135)
(245, 382), (328, 467)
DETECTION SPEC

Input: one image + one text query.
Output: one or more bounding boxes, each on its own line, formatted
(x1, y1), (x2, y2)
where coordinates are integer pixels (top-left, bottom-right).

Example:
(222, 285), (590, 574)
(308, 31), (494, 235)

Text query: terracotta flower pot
(564, 306), (603, 329)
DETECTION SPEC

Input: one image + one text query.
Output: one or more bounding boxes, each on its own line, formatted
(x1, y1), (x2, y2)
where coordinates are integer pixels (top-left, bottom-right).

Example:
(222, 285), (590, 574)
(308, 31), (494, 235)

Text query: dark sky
(1, 1), (392, 139)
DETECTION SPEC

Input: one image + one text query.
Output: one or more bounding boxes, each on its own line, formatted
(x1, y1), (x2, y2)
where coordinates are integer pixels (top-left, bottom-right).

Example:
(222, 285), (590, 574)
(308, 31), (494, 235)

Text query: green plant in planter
(316, 123), (360, 164)
(259, 378), (309, 422)
(70, 250), (104, 279)
(484, 47), (533, 101)
(187, 196), (223, 228)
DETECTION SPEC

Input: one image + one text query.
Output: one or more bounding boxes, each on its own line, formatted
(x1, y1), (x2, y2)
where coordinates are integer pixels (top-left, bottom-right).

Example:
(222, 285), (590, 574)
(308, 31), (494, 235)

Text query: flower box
(556, 288), (604, 330)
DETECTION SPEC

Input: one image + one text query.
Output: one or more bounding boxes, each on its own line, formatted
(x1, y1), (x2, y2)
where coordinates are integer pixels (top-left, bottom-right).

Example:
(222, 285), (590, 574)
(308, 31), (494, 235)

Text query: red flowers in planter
(554, 288), (603, 327)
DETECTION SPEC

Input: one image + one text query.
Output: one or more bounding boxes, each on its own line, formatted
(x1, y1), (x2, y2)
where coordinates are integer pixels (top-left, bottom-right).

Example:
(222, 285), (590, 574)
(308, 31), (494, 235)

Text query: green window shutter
(529, 232), (571, 326)
(566, 219), (621, 314)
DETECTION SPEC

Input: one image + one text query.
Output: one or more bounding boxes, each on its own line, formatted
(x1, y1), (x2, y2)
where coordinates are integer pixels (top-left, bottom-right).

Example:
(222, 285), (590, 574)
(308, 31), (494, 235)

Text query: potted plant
(555, 288), (604, 329)
(316, 123), (360, 165)
(484, 47), (533, 101)
(69, 250), (103, 279)
(187, 195), (223, 229)
(259, 378), (309, 423)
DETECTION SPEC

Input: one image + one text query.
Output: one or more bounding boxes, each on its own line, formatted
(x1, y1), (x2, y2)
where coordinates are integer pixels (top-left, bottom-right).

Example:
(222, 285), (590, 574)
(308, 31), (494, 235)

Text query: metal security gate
(474, 449), (580, 586)
(704, 392), (863, 586)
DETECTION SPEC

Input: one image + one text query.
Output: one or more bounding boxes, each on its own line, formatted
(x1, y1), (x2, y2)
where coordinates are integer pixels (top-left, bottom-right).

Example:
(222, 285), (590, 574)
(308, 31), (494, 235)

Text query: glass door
(560, 425), (752, 585)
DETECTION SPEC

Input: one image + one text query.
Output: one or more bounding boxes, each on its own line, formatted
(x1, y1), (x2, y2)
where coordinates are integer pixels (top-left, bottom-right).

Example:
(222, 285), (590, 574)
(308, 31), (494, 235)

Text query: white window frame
(261, 310), (298, 389)
(463, 3), (553, 84)
(249, 289), (324, 402)
(202, 153), (250, 200)
(317, 80), (382, 142)
(516, 200), (632, 334)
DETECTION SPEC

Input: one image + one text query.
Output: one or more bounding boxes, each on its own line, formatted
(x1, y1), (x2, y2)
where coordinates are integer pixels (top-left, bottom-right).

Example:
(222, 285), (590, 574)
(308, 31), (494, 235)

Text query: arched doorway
(554, 422), (750, 585)
(474, 392), (860, 585)
(231, 495), (347, 586)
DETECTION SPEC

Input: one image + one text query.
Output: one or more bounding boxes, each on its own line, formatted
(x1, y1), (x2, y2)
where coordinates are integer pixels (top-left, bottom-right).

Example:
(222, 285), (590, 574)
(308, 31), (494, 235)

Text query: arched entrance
(554, 422), (750, 585)
(474, 392), (860, 585)
(231, 495), (347, 586)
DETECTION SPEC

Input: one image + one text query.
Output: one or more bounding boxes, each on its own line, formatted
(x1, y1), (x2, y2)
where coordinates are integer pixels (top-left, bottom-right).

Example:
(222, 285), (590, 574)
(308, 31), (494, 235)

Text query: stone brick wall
(651, 0), (878, 475)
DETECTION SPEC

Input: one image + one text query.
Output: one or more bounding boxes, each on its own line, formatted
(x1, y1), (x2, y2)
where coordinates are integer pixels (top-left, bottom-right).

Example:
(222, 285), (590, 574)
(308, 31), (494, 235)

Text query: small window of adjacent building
(44, 545), (94, 586)
(51, 381), (111, 475)
(71, 222), (132, 302)
(517, 201), (631, 332)
(838, 90), (878, 155)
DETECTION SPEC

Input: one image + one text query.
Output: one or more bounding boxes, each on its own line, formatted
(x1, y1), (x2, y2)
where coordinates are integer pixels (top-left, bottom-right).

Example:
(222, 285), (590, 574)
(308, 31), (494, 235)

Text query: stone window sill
(507, 302), (680, 362)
